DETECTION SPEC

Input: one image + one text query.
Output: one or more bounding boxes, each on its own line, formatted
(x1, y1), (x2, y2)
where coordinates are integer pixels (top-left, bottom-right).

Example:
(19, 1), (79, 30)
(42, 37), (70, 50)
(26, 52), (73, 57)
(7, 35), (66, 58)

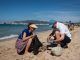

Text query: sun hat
(30, 24), (38, 29)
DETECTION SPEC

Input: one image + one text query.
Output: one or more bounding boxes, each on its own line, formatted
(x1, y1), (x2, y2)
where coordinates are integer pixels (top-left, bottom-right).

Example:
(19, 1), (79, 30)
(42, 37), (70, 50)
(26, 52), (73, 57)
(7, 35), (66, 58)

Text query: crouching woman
(16, 23), (42, 55)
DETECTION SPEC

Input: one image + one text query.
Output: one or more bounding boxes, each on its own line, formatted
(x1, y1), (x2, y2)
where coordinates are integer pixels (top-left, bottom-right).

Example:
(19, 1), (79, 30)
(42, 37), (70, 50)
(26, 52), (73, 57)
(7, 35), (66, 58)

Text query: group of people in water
(15, 20), (71, 55)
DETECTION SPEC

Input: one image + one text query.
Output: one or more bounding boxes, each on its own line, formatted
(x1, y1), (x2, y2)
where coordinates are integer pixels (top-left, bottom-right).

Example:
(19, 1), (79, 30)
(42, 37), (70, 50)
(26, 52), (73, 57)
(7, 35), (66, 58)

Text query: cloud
(29, 11), (80, 22)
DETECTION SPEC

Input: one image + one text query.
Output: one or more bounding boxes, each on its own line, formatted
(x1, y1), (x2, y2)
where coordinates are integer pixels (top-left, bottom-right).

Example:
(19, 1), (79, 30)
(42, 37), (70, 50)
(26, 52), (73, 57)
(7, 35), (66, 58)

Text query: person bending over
(47, 21), (71, 48)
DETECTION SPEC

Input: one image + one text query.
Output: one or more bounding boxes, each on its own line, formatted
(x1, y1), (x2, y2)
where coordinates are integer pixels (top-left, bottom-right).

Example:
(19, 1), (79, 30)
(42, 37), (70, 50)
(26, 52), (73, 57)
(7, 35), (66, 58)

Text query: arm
(47, 35), (51, 41)
(55, 31), (65, 42)
(22, 32), (33, 42)
(47, 32), (53, 42)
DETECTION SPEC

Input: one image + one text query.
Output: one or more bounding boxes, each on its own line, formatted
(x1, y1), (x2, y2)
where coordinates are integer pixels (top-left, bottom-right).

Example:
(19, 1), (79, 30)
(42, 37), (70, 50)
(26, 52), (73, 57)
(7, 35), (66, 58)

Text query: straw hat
(30, 24), (38, 29)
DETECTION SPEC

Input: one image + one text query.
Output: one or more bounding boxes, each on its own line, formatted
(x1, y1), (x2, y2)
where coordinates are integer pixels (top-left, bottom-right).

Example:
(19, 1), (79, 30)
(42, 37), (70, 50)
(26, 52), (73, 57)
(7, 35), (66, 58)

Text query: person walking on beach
(16, 23), (42, 55)
(47, 20), (71, 48)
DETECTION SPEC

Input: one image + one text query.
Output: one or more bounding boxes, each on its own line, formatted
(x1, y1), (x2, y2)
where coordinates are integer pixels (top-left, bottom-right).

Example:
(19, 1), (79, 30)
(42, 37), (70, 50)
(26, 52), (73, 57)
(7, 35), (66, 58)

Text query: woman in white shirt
(47, 21), (71, 48)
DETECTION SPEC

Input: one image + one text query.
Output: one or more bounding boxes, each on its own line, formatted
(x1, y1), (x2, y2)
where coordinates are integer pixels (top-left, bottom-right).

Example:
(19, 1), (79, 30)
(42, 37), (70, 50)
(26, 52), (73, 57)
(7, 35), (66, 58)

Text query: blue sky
(0, 0), (80, 22)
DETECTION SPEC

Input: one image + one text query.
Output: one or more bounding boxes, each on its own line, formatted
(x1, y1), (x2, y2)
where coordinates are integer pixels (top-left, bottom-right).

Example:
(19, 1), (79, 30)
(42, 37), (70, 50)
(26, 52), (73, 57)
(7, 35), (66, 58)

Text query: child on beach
(16, 23), (42, 55)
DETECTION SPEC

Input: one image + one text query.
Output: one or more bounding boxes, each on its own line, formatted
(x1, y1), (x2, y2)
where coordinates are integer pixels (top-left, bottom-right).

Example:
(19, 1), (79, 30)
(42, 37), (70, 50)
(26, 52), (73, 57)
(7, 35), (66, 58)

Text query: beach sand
(0, 27), (80, 60)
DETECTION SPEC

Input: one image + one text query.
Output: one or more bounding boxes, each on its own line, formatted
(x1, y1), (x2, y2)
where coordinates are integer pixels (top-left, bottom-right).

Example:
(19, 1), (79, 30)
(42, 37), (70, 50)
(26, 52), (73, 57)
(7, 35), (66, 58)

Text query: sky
(0, 0), (80, 22)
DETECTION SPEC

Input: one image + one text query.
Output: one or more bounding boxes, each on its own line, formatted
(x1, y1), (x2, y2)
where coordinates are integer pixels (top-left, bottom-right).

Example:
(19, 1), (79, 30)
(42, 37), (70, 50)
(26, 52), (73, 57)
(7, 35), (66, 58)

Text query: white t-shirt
(56, 22), (71, 39)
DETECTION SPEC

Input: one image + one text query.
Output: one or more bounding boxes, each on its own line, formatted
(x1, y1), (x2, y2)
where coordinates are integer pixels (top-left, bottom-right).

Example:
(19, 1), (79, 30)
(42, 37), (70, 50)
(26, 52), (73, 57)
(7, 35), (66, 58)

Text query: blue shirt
(18, 29), (32, 39)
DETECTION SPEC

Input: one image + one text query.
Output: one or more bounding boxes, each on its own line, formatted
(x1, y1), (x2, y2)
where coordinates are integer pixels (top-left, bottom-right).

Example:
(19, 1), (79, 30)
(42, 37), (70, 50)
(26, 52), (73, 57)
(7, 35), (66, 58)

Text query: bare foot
(24, 52), (31, 56)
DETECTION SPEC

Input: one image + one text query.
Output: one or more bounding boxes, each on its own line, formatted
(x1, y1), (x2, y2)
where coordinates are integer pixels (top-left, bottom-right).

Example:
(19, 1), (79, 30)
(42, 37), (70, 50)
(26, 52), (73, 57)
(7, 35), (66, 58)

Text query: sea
(0, 24), (51, 40)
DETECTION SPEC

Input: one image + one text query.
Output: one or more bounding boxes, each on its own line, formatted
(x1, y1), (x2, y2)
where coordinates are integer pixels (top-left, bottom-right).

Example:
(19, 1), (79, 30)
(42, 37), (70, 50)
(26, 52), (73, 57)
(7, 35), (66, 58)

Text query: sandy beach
(0, 27), (80, 60)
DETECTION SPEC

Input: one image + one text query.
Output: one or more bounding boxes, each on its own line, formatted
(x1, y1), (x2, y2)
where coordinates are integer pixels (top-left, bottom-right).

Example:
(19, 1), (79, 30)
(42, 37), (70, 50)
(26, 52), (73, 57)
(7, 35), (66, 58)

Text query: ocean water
(0, 24), (51, 40)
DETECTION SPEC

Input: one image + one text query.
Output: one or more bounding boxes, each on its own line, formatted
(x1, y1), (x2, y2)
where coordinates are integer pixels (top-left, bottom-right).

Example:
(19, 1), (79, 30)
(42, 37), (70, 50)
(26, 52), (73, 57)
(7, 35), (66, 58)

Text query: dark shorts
(47, 35), (71, 48)
(60, 35), (71, 47)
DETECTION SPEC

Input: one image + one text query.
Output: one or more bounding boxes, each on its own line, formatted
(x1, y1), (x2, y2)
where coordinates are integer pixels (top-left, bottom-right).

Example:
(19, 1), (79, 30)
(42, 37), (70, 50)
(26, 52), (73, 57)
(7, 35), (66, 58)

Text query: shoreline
(0, 29), (52, 42)
(0, 27), (79, 42)
(0, 26), (79, 42)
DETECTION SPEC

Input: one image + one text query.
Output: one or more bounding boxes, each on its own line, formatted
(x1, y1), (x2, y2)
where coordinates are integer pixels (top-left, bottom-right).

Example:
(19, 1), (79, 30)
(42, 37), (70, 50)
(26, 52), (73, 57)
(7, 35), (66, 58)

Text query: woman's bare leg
(25, 38), (33, 53)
